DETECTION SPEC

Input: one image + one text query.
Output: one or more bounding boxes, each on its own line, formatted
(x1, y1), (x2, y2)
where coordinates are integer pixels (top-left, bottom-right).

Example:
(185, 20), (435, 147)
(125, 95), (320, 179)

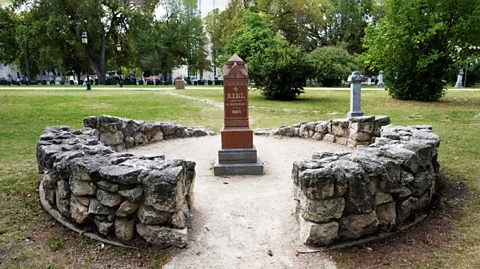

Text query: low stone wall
(255, 116), (391, 148)
(84, 115), (215, 151)
(292, 125), (440, 246)
(37, 125), (196, 248)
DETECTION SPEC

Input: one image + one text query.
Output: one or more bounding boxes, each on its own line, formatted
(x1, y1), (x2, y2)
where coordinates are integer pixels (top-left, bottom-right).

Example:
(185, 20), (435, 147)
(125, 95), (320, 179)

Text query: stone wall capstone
(84, 115), (215, 151)
(292, 124), (440, 246)
(37, 122), (197, 248)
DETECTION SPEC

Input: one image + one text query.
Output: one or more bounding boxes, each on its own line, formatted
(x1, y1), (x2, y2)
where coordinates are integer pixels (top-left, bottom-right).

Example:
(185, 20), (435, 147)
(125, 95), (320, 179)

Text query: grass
(0, 88), (479, 267)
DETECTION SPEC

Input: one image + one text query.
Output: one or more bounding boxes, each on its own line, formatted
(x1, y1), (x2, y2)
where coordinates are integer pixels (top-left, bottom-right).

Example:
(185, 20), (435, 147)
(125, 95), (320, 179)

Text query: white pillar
(376, 70), (384, 87)
(455, 69), (464, 88)
(347, 71), (365, 118)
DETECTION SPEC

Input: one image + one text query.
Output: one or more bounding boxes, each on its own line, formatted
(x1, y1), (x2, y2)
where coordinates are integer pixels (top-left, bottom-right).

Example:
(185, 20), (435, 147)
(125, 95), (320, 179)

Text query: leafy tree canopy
(360, 0), (480, 101)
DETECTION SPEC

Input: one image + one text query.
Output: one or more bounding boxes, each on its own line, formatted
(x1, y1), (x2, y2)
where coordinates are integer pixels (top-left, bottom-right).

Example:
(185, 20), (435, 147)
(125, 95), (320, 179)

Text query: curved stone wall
(254, 115), (391, 148)
(36, 116), (212, 248)
(84, 115), (215, 151)
(290, 124), (440, 246)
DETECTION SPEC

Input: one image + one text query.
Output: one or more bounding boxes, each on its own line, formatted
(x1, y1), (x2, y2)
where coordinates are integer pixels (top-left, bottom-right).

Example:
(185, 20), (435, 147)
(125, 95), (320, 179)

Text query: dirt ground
(127, 135), (352, 269)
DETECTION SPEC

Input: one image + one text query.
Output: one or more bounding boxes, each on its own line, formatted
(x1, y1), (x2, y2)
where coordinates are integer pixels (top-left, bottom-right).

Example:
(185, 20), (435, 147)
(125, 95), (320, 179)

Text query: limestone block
(389, 186), (412, 199)
(323, 134), (335, 143)
(70, 156), (109, 182)
(331, 160), (375, 214)
(55, 184), (70, 217)
(308, 130), (315, 138)
(98, 115), (126, 133)
(98, 165), (142, 184)
(383, 145), (419, 173)
(94, 216), (114, 235)
(397, 192), (429, 223)
(339, 211), (379, 239)
(136, 223), (187, 248)
(116, 200), (139, 217)
(56, 179), (71, 199)
(88, 198), (116, 215)
(408, 171), (434, 197)
(76, 196), (90, 207)
(122, 119), (144, 138)
(115, 218), (135, 241)
(299, 168), (336, 200)
(294, 127), (300, 136)
(83, 116), (99, 129)
(137, 204), (171, 225)
(375, 192), (393, 205)
(100, 131), (124, 146)
(350, 121), (375, 134)
(300, 196), (345, 223)
(336, 136), (348, 145)
(312, 132), (324, 141)
(299, 218), (339, 246)
(172, 204), (190, 229)
(141, 166), (185, 212)
(331, 119), (349, 128)
(97, 189), (123, 207)
(376, 202), (396, 227)
(299, 131), (309, 138)
(293, 186), (301, 201)
(70, 196), (89, 224)
(299, 124), (306, 134)
(305, 122), (317, 131)
(412, 131), (440, 147)
(332, 125), (347, 137)
(118, 186), (143, 203)
(348, 129), (372, 142)
(315, 122), (329, 133)
(96, 180), (119, 193)
(71, 178), (96, 196)
(133, 132), (148, 146)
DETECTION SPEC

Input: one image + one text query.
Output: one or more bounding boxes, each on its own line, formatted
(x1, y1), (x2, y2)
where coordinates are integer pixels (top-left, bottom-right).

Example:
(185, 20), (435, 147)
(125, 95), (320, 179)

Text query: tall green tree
(222, 10), (283, 63)
(360, 0), (480, 101)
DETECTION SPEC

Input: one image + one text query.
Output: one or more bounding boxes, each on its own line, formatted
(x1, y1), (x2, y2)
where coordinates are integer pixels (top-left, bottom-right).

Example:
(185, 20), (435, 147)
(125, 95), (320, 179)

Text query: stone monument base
(214, 146), (264, 176)
(221, 127), (253, 149)
(347, 111), (364, 118)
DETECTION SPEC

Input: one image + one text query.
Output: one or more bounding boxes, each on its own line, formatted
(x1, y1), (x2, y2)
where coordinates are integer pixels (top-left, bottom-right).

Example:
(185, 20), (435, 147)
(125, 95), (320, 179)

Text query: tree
(307, 45), (359, 86)
(250, 43), (310, 100)
(360, 0), (480, 101)
(222, 10), (282, 63)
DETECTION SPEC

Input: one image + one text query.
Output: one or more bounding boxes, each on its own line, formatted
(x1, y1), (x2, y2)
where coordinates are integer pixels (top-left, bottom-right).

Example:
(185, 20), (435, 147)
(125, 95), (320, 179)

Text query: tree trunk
(23, 44), (31, 80)
(100, 35), (107, 84)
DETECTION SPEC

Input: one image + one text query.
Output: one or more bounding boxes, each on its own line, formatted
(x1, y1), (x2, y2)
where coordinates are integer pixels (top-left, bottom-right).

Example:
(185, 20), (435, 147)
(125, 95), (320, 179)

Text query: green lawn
(0, 89), (479, 268)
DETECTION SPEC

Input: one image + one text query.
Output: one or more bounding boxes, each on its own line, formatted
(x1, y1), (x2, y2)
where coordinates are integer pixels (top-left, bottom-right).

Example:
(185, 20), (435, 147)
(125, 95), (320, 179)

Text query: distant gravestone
(347, 71), (365, 118)
(214, 55), (263, 176)
(377, 70), (384, 87)
(455, 69), (464, 88)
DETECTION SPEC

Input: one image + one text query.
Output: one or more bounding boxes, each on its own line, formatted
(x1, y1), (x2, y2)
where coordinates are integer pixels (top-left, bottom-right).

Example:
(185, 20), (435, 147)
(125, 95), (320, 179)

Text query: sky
(198, 0), (229, 18)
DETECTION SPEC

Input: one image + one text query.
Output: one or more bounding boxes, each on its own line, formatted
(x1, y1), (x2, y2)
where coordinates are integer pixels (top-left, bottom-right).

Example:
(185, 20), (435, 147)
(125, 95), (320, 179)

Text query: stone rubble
(290, 120), (440, 247)
(37, 121), (197, 248)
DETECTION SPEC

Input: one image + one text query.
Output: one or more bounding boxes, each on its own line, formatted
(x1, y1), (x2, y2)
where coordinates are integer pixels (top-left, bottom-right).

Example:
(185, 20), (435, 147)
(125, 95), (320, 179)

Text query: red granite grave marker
(221, 55), (253, 149)
(214, 55), (263, 176)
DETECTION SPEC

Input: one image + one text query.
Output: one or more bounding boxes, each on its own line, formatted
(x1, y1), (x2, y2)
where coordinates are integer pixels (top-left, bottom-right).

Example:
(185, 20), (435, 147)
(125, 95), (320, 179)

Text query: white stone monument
(455, 69), (464, 88)
(377, 70), (384, 87)
(347, 71), (365, 118)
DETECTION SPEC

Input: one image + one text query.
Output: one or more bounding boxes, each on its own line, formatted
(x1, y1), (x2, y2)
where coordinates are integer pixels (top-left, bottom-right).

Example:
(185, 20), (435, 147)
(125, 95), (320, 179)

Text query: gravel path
(126, 135), (352, 269)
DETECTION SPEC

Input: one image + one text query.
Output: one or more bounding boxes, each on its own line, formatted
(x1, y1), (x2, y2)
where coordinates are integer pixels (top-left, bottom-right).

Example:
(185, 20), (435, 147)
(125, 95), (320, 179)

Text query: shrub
(249, 44), (310, 100)
(307, 46), (359, 87)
